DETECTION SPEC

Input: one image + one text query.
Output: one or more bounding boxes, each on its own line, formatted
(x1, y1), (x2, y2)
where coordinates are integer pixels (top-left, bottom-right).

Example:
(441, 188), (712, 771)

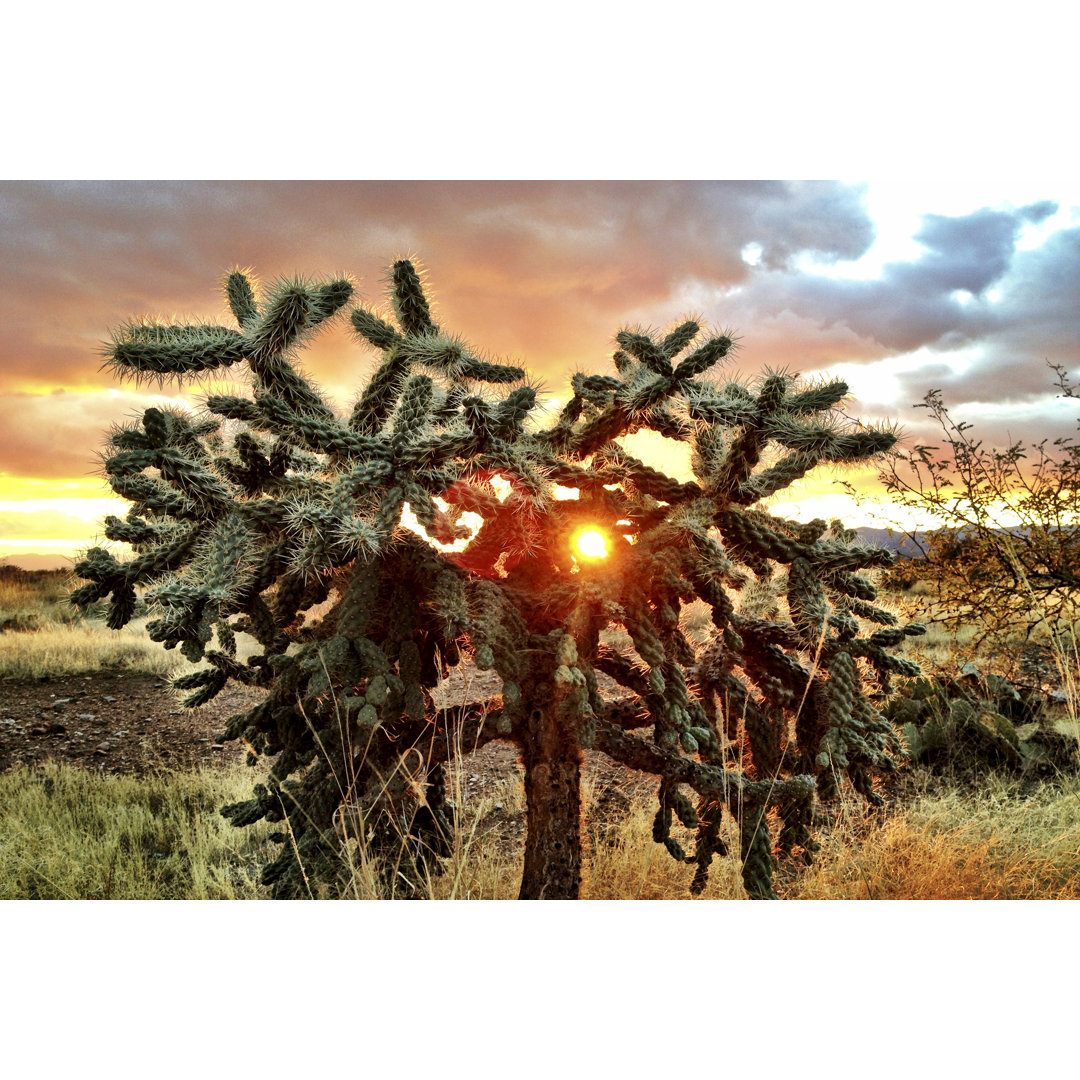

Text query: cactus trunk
(518, 688), (583, 900)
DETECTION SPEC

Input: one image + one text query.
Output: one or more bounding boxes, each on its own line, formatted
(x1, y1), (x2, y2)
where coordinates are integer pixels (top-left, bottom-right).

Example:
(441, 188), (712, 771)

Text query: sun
(573, 528), (609, 560)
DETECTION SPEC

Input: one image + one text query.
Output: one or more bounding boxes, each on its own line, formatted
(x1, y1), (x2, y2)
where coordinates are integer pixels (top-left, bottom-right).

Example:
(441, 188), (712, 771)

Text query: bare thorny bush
(882, 365), (1080, 654)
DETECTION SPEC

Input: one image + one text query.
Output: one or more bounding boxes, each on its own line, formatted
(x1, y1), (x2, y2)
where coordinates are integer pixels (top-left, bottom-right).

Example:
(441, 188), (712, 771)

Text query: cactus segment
(391, 259), (438, 336)
(225, 268), (259, 327)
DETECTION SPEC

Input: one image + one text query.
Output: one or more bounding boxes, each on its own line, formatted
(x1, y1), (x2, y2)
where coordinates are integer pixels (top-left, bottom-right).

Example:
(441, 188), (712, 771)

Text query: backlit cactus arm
(103, 323), (250, 381)
(671, 331), (736, 380)
(718, 507), (805, 565)
(660, 320), (701, 358)
(390, 259), (438, 336)
(243, 276), (351, 418)
(465, 578), (529, 719)
(594, 716), (815, 888)
(349, 345), (412, 435)
(154, 446), (235, 516)
(707, 370), (806, 500)
(106, 473), (199, 520)
(390, 375), (436, 451)
(784, 378), (850, 414)
(101, 513), (167, 549)
(616, 330), (674, 378)
(734, 451), (819, 505)
(594, 445), (703, 503)
(205, 395), (263, 425)
(685, 381), (760, 426)
(490, 386), (538, 440)
(224, 268), (259, 327)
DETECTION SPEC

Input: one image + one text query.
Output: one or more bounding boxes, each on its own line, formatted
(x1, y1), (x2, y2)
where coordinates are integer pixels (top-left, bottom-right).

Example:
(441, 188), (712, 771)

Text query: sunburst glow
(574, 529), (608, 559)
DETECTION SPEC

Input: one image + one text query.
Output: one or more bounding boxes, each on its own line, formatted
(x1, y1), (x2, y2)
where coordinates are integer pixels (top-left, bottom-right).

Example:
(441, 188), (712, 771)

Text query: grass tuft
(794, 773), (1080, 900)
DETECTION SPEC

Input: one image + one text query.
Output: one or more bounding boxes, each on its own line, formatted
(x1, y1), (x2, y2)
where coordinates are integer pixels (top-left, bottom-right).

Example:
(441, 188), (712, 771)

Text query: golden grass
(581, 786), (748, 900)
(0, 570), (262, 681)
(0, 571), (84, 631)
(0, 761), (276, 899)
(4, 757), (1076, 899)
(333, 770), (749, 900)
(0, 618), (189, 681)
(2, 555), (1077, 901)
(333, 775), (528, 901)
(0, 570), (186, 679)
(795, 775), (1080, 899)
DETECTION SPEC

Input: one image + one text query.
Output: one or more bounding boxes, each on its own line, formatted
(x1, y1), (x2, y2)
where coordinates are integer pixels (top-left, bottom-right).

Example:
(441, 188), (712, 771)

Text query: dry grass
(882, 573), (1080, 680)
(0, 570), (262, 681)
(0, 618), (189, 681)
(581, 783), (748, 899)
(0, 761), (276, 899)
(328, 768), (750, 900)
(0, 569), (183, 680)
(0, 570), (85, 631)
(5, 755), (1076, 900)
(336, 774), (528, 901)
(3, 564), (1078, 901)
(795, 774), (1080, 899)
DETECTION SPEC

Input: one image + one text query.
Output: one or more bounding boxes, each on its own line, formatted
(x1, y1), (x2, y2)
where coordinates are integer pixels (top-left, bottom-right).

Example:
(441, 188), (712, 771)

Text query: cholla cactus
(74, 259), (923, 899)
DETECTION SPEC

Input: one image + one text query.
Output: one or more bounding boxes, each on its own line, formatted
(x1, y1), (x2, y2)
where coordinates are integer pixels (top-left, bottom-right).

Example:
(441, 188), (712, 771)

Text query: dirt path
(0, 671), (259, 775)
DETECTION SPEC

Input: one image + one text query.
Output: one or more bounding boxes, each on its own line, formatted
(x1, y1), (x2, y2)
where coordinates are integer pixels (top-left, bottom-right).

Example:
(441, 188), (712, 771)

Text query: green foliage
(77, 259), (919, 899)
(886, 664), (1078, 774)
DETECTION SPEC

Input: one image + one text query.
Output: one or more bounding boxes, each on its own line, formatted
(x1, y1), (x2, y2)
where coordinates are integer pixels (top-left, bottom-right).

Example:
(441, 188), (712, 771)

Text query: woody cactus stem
(515, 628), (597, 899)
(518, 677), (584, 900)
(77, 259), (923, 900)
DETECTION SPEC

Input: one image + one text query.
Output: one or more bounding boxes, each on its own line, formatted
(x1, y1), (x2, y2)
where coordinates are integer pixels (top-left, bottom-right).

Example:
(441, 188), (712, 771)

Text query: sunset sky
(2, 179), (1077, 564)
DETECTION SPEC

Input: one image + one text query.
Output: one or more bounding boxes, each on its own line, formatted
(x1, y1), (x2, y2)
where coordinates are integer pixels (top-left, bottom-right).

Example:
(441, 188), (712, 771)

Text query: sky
(1, 178), (1077, 562)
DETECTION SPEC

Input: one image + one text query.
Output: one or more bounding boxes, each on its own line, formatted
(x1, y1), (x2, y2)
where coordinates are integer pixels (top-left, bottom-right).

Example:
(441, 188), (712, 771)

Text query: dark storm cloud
(948, 224), (1080, 394)
(892, 201), (1057, 296)
(877, 221), (1080, 416)
(743, 181), (876, 269)
(721, 201), (1062, 357)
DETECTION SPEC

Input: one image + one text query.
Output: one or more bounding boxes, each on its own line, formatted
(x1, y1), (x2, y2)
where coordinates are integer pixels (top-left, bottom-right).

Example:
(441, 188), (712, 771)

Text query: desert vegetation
(0, 567), (183, 680)
(65, 258), (935, 900)
(1, 562), (1077, 898)
(1, 260), (1077, 901)
(882, 367), (1080, 652)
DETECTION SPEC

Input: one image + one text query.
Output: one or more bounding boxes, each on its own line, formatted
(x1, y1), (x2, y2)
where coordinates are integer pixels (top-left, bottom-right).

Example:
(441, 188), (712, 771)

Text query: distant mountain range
(0, 553), (74, 572)
(854, 528), (927, 558)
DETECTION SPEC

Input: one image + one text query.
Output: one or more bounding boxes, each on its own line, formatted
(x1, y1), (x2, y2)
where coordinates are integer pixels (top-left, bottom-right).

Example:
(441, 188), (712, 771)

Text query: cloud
(0, 389), (192, 481)
(1, 180), (1076, 505)
(892, 201), (1057, 296)
(744, 180), (876, 269)
(875, 222), (1080, 413)
(703, 201), (1064, 359)
(0, 180), (877, 398)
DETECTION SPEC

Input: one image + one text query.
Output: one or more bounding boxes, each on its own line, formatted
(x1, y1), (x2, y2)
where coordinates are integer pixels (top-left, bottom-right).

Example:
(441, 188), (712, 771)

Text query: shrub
(882, 369), (1080, 648)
